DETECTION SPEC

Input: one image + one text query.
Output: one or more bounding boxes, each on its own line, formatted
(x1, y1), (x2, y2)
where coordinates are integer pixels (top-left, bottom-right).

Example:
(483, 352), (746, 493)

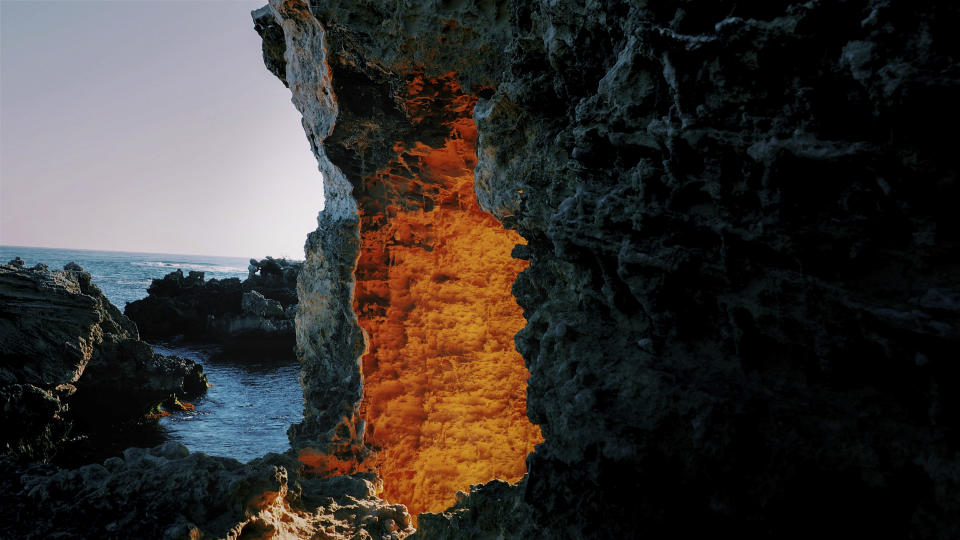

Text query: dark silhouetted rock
(124, 258), (301, 359)
(0, 261), (208, 463)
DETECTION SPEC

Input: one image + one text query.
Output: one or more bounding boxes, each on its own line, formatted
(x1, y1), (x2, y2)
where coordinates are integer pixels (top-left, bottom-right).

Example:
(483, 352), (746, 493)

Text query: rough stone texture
(0, 441), (414, 540)
(255, 0), (368, 462)
(414, 478), (535, 540)
(0, 262), (208, 463)
(257, 0), (960, 538)
(125, 258), (301, 358)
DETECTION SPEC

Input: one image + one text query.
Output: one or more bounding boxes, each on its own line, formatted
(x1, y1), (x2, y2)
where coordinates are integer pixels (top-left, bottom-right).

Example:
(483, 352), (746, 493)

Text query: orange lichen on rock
(352, 73), (543, 517)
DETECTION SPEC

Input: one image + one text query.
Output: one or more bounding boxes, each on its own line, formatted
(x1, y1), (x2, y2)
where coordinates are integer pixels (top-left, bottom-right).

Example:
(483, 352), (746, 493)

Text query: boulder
(0, 261), (208, 463)
(125, 257), (302, 360)
(0, 442), (414, 540)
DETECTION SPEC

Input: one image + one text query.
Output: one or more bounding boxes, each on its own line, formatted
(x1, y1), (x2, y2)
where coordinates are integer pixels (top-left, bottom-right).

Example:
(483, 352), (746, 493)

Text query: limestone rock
(255, 0), (960, 537)
(241, 290), (285, 319)
(124, 258), (301, 359)
(414, 478), (537, 540)
(0, 262), (208, 463)
(124, 269), (244, 340)
(0, 442), (414, 540)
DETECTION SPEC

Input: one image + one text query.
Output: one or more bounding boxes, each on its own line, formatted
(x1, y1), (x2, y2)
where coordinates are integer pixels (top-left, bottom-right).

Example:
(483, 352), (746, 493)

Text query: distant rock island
(125, 256), (301, 359)
(0, 258), (208, 464)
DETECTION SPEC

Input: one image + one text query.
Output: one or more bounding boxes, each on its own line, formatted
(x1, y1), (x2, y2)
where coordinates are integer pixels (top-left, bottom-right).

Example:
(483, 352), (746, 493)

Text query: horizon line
(0, 243), (302, 262)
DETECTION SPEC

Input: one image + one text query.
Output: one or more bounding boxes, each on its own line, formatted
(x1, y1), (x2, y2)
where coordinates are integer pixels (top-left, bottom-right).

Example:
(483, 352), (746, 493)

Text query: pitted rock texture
(255, 3), (541, 521)
(0, 441), (414, 540)
(258, 0), (960, 537)
(0, 262), (208, 463)
(414, 478), (536, 540)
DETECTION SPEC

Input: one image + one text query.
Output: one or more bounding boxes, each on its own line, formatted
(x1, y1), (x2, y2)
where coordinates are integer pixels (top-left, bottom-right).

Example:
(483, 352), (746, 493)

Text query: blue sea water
(1, 245), (303, 462)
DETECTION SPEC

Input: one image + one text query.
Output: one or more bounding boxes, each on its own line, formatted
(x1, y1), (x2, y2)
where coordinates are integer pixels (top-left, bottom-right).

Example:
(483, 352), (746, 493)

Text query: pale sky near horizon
(0, 0), (326, 259)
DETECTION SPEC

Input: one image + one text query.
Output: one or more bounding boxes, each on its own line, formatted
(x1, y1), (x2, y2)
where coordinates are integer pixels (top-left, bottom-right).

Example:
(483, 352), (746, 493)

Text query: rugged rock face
(0, 261), (208, 463)
(255, 0), (542, 519)
(125, 257), (301, 357)
(0, 441), (414, 540)
(257, 0), (960, 537)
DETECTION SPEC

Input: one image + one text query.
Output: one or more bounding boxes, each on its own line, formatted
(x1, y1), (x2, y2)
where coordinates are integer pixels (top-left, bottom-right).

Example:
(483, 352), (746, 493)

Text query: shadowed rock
(0, 261), (208, 463)
(124, 257), (301, 359)
(0, 441), (414, 540)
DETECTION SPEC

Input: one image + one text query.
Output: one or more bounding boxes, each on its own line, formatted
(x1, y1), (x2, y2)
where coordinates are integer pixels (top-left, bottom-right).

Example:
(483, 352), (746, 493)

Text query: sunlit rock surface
(258, 0), (960, 538)
(0, 261), (208, 463)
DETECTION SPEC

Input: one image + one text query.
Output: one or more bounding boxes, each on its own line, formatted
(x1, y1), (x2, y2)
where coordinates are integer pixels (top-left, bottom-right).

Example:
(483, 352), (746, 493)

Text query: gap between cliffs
(295, 71), (542, 518)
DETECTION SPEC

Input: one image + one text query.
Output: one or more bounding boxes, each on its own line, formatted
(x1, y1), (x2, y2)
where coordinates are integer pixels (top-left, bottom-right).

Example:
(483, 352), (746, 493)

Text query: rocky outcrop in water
(0, 441), (414, 540)
(125, 257), (301, 358)
(0, 261), (208, 463)
(0, 263), (409, 540)
(255, 0), (960, 537)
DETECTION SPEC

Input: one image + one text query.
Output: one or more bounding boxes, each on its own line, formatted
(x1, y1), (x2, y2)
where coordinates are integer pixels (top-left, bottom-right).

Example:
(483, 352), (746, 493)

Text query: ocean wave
(130, 261), (248, 274)
(116, 280), (152, 286)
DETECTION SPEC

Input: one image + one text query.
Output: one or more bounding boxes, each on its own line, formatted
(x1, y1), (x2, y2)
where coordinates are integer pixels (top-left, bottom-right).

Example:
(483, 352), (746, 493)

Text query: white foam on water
(130, 261), (248, 274)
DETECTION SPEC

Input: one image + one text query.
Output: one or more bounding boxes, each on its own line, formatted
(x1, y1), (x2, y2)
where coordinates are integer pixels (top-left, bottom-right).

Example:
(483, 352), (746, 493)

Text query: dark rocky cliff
(256, 0), (960, 537)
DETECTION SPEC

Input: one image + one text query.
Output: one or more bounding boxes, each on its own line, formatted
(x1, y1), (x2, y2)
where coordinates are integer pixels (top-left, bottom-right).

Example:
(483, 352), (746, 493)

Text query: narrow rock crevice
(256, 0), (540, 520)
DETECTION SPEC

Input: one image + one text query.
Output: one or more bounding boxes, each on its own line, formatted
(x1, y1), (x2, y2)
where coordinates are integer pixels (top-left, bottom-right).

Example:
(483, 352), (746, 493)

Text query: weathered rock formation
(125, 257), (301, 358)
(254, 0), (542, 519)
(0, 441), (414, 540)
(254, 0), (960, 537)
(0, 261), (208, 464)
(3, 0), (957, 537)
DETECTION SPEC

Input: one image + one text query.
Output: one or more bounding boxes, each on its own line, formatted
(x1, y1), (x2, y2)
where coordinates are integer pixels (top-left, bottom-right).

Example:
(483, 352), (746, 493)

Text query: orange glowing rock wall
(352, 74), (543, 517)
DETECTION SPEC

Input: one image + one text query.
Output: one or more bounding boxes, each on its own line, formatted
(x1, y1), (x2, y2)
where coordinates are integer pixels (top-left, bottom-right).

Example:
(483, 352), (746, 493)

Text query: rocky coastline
(0, 258), (414, 539)
(0, 258), (208, 464)
(1, 0), (958, 538)
(0, 441), (413, 540)
(124, 256), (301, 359)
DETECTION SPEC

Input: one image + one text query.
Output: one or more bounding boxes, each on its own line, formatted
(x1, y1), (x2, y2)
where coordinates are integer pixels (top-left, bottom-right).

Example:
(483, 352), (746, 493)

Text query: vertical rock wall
(255, 0), (540, 519)
(255, 1), (367, 464)
(257, 0), (960, 537)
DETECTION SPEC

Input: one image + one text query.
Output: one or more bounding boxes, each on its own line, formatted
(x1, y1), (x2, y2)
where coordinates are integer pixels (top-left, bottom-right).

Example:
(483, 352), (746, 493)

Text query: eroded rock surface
(256, 0), (960, 538)
(255, 0), (543, 519)
(0, 441), (414, 540)
(0, 261), (208, 463)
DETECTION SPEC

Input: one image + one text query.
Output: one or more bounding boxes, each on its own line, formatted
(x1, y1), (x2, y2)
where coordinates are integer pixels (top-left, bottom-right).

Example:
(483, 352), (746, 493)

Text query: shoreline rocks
(0, 441), (414, 540)
(124, 257), (300, 359)
(0, 259), (208, 464)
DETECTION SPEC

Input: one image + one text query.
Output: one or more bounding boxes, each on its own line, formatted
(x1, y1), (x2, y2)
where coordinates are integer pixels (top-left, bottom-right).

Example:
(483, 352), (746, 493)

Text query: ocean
(1, 245), (303, 463)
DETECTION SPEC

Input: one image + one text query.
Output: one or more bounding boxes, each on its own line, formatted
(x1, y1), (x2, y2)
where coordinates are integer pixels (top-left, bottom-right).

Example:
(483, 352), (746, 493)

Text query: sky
(0, 0), (325, 259)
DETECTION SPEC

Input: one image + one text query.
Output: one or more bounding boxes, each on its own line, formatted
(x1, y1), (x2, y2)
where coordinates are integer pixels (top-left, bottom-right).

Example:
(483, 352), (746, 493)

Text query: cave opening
(330, 72), (542, 517)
